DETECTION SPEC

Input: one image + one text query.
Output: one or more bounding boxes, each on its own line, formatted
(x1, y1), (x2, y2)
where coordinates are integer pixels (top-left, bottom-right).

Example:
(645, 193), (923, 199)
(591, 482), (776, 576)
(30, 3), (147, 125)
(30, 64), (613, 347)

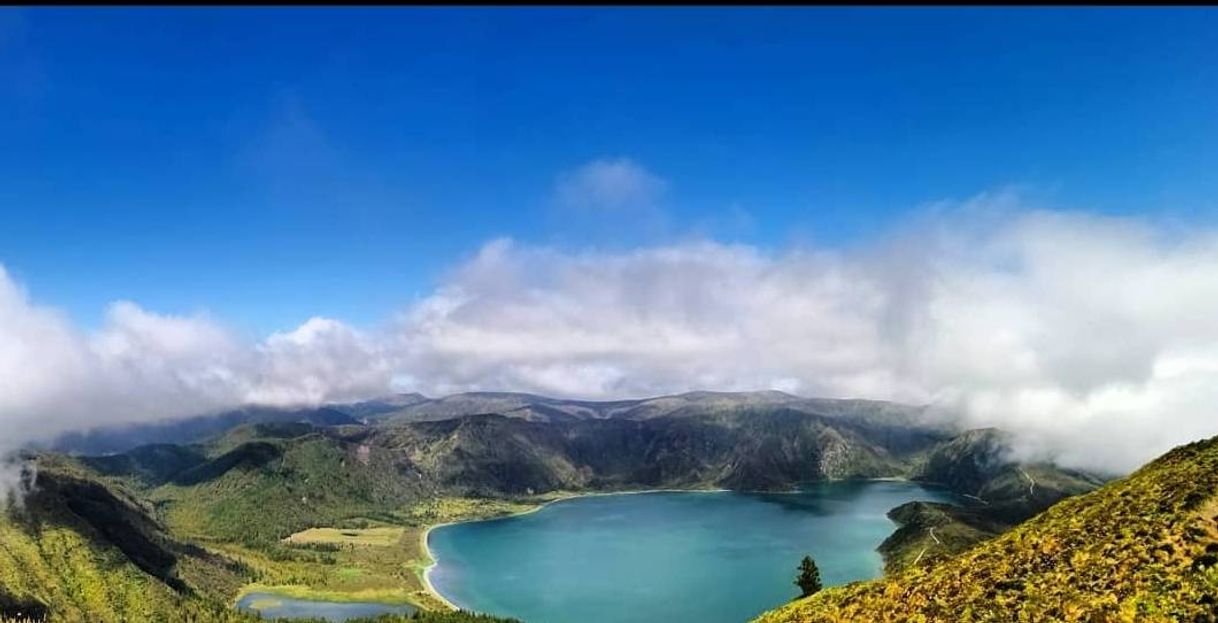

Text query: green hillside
(874, 428), (1109, 571)
(0, 457), (252, 622)
(754, 435), (1218, 623)
(911, 428), (1105, 521)
(0, 456), (519, 623)
(146, 428), (427, 544)
(876, 501), (1009, 573)
(367, 407), (943, 495)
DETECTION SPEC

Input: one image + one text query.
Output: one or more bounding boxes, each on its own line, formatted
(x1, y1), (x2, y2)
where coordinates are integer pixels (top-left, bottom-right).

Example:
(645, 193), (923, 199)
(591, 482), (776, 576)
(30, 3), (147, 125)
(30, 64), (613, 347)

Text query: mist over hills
(364, 390), (936, 427)
(47, 390), (946, 455)
(48, 406), (362, 456)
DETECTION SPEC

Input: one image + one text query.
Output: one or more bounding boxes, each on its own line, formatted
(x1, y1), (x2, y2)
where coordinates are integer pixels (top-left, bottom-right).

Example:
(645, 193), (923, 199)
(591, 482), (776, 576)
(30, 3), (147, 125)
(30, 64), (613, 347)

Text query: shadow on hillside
(0, 590), (48, 622)
(15, 470), (190, 594)
(170, 441), (282, 486)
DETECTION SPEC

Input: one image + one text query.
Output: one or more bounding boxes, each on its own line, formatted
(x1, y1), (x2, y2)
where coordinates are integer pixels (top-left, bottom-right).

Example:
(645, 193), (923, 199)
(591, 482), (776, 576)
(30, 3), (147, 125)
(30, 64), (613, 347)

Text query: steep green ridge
(75, 408), (935, 547)
(0, 457), (252, 622)
(877, 501), (1009, 573)
(49, 406), (361, 456)
(0, 456), (521, 622)
(877, 428), (1108, 571)
(754, 435), (1218, 623)
(912, 428), (1104, 520)
(367, 407), (955, 495)
(147, 427), (427, 544)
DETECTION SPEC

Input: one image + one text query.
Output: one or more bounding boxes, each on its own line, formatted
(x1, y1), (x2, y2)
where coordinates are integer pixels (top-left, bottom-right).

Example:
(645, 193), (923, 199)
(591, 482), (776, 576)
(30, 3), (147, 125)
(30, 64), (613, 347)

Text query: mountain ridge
(46, 391), (946, 456)
(71, 403), (1097, 560)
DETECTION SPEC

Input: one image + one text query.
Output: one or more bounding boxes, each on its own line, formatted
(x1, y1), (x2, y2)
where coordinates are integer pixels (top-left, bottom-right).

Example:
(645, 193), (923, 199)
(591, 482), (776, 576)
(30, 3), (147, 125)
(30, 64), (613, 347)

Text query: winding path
(1019, 468), (1037, 498)
(912, 526), (943, 567)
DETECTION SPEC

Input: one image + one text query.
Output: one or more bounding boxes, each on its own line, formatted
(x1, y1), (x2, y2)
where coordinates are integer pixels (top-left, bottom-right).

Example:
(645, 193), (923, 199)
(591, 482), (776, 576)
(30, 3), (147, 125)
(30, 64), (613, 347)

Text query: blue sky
(2, 7), (1217, 335)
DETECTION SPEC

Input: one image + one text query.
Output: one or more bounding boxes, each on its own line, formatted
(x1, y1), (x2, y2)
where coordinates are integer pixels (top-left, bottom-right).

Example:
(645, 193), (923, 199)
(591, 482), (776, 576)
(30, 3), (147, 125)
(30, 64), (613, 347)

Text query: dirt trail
(1019, 468), (1036, 497)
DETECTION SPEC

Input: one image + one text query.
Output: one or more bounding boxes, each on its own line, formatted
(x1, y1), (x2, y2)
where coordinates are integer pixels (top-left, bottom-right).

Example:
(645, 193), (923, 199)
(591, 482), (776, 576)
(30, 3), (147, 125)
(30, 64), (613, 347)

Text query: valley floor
(222, 496), (553, 613)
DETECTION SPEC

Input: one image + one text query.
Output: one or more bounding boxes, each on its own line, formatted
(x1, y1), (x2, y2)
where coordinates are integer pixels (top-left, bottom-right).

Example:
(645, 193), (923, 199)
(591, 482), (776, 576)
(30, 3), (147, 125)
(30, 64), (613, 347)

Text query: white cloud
(4, 194), (1218, 474)
(392, 204), (1218, 473)
(554, 157), (667, 212)
(248, 317), (393, 406)
(0, 268), (392, 459)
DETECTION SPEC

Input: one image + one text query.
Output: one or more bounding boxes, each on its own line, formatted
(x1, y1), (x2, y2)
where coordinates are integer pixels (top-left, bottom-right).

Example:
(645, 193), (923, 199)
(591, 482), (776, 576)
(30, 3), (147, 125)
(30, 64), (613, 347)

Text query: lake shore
(417, 479), (956, 622)
(222, 478), (945, 615)
(231, 583), (418, 608)
(419, 487), (733, 610)
(418, 478), (940, 612)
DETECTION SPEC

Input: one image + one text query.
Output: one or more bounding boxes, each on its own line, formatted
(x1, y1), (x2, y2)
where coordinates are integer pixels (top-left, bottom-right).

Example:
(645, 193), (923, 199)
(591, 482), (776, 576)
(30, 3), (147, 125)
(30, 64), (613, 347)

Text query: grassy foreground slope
(0, 457), (255, 622)
(755, 436), (1218, 623)
(0, 453), (521, 623)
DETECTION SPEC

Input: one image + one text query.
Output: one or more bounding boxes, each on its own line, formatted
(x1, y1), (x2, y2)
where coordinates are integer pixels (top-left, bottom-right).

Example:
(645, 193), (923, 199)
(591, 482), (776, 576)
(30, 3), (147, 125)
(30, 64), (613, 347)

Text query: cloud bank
(0, 270), (391, 454)
(5, 197), (1218, 473)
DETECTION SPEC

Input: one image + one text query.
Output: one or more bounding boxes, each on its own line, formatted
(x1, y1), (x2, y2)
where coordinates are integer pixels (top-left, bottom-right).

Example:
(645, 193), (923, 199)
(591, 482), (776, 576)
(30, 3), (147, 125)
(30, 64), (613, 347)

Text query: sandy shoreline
(420, 522), (462, 611)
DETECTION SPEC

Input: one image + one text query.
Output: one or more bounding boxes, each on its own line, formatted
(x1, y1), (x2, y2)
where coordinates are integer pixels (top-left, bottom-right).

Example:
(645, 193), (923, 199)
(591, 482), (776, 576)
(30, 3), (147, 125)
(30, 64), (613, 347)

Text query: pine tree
(794, 554), (822, 598)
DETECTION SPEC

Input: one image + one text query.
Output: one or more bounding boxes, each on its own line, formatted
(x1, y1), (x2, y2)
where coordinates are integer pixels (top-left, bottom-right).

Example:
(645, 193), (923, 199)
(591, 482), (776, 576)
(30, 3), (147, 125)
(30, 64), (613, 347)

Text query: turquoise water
(235, 592), (417, 621)
(428, 481), (958, 623)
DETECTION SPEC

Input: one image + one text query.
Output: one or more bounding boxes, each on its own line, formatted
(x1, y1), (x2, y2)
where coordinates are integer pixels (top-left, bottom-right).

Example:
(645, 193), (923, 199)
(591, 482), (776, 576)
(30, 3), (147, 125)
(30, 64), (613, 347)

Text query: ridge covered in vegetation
(755, 435), (1218, 622)
(878, 428), (1106, 571)
(0, 456), (520, 623)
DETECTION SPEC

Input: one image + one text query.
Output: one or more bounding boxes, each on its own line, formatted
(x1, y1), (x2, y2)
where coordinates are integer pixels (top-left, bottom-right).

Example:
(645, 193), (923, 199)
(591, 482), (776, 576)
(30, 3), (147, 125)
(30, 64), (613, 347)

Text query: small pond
(235, 592), (417, 622)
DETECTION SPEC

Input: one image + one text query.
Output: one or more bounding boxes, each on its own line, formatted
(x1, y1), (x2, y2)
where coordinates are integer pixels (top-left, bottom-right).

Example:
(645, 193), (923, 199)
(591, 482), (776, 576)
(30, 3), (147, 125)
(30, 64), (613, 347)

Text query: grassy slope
(149, 429), (426, 543)
(755, 435), (1218, 623)
(877, 502), (1011, 574)
(0, 458), (520, 622)
(0, 458), (255, 623)
(873, 428), (1107, 572)
(210, 496), (541, 612)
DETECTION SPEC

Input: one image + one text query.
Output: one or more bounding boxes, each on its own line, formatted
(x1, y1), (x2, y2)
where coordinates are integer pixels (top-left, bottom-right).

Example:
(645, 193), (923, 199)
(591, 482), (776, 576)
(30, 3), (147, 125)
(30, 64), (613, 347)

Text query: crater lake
(427, 481), (959, 623)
